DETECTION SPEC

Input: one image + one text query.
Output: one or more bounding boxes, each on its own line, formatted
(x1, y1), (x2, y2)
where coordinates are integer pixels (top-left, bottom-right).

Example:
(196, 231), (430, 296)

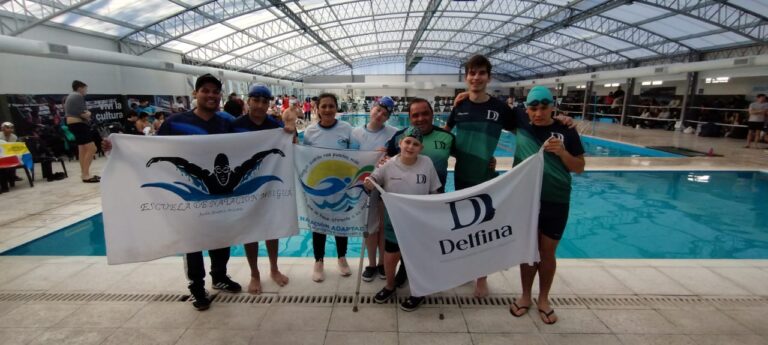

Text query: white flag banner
(294, 145), (382, 237)
(376, 150), (544, 297)
(101, 129), (298, 264)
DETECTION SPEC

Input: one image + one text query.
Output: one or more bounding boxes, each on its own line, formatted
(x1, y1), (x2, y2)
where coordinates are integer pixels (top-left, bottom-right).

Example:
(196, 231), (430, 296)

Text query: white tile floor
(0, 123), (767, 344)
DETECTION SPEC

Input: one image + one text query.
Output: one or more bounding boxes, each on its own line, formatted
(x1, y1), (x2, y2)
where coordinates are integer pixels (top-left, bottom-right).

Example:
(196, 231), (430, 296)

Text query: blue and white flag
(374, 151), (544, 297)
(101, 129), (298, 264)
(294, 145), (383, 237)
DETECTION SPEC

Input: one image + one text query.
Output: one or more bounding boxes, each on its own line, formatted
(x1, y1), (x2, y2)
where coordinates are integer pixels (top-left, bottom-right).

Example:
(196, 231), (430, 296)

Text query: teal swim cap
(526, 86), (554, 105)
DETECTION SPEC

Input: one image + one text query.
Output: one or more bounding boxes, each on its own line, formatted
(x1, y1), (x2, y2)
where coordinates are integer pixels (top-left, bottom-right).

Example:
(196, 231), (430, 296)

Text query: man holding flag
(231, 84), (297, 294)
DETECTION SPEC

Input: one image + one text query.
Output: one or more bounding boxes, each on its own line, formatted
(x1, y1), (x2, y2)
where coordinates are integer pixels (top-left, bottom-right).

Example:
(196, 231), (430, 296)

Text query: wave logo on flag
(295, 145), (382, 236)
(299, 159), (372, 212)
(141, 149), (285, 201)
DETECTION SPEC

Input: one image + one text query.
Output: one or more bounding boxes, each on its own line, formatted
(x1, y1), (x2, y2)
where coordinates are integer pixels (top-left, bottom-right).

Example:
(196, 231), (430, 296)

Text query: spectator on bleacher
(604, 92), (614, 106)
(136, 112), (153, 135)
(0, 122), (21, 193)
(124, 111), (140, 135)
(135, 99), (156, 116)
(153, 112), (166, 133)
(610, 96), (623, 113)
(745, 93), (767, 149)
(1, 122), (17, 143)
(613, 85), (625, 99)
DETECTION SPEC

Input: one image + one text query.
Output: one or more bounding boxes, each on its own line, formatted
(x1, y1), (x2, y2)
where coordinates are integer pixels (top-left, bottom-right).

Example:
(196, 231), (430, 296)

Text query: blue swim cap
(526, 86), (554, 105)
(375, 96), (395, 115)
(248, 84), (273, 100)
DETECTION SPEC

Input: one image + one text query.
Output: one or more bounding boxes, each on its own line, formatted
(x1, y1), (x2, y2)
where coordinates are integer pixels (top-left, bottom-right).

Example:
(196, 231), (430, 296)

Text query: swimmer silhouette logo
(141, 148), (285, 201)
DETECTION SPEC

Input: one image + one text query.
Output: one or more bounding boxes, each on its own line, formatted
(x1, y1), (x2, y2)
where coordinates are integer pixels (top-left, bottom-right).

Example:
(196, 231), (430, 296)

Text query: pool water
(5, 171), (766, 259)
(338, 114), (680, 158)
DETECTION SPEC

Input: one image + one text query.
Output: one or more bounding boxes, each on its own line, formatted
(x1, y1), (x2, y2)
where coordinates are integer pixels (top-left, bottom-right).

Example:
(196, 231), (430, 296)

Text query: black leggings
(312, 232), (348, 261)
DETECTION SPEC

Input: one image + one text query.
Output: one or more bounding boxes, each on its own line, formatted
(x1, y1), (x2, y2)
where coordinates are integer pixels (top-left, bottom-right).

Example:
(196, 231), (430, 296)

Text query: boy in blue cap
(231, 84), (297, 294)
(508, 85), (585, 325)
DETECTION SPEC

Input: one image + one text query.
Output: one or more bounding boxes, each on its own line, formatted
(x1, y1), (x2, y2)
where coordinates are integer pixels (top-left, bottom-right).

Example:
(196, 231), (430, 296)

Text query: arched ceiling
(1, 0), (766, 81)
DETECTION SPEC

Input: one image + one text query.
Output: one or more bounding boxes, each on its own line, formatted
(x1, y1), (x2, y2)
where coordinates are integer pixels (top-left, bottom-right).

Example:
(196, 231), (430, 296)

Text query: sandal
(82, 176), (100, 183)
(539, 308), (558, 325)
(509, 300), (530, 317)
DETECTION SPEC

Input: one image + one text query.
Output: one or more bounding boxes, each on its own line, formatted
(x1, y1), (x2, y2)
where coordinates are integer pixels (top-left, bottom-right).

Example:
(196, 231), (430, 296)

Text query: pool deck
(1, 122), (767, 345)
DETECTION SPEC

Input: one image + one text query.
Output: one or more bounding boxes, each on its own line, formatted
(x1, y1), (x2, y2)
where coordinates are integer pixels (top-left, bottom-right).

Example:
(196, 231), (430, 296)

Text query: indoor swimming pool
(5, 170), (765, 259)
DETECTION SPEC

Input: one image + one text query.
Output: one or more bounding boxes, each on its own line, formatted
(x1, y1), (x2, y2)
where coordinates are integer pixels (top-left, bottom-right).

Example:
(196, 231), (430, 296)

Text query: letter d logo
(446, 194), (496, 230)
(487, 110), (499, 121)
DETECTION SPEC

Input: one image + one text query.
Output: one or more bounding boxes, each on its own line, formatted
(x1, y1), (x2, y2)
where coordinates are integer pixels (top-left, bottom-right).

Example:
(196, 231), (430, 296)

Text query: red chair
(0, 156), (33, 188)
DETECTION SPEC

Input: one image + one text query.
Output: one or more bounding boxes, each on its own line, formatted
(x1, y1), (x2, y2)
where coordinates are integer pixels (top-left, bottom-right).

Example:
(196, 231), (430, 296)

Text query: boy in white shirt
(363, 127), (442, 312)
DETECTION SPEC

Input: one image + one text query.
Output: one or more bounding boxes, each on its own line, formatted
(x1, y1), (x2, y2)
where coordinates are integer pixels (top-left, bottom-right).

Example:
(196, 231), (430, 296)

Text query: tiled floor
(0, 123), (766, 344)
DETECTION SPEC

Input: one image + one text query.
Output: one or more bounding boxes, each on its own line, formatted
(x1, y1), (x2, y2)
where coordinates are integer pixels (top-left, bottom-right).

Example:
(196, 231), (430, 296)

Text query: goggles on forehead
(526, 99), (552, 107)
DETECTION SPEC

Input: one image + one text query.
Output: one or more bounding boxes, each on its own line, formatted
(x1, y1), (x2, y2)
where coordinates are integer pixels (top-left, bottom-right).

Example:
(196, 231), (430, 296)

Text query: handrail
(687, 106), (748, 112)
(585, 112), (620, 117)
(627, 105), (682, 109)
(684, 119), (747, 128)
(627, 116), (677, 121)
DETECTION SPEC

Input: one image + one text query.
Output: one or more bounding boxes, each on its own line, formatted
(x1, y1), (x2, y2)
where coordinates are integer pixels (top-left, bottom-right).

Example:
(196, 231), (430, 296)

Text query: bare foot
(270, 270), (289, 286)
(474, 277), (489, 298)
(248, 276), (262, 295)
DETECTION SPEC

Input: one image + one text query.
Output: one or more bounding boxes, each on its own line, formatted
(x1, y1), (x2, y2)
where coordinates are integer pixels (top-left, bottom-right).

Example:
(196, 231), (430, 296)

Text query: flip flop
(539, 308), (557, 325)
(509, 300), (530, 317)
(82, 176), (100, 183)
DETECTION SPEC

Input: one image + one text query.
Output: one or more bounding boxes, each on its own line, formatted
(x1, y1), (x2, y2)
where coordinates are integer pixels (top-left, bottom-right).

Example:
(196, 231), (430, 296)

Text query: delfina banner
(295, 145), (382, 237)
(375, 150), (544, 297)
(101, 129), (298, 264)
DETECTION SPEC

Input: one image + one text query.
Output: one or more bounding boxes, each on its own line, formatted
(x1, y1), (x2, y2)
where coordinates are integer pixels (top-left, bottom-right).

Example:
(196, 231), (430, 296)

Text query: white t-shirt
(302, 120), (358, 149)
(370, 154), (442, 195)
(370, 154), (442, 243)
(351, 124), (398, 151)
(748, 102), (768, 122)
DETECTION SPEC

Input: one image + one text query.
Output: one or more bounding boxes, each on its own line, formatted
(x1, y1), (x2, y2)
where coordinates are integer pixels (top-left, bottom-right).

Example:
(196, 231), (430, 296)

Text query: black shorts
(747, 121), (764, 131)
(539, 201), (570, 241)
(384, 240), (400, 253)
(68, 122), (93, 145)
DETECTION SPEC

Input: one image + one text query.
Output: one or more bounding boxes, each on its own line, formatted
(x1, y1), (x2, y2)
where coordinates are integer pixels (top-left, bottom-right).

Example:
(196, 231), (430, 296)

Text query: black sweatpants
(312, 232), (348, 261)
(184, 247), (230, 290)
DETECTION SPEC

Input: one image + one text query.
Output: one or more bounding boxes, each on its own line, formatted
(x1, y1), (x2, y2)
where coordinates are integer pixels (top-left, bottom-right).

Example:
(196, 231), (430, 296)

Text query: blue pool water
(4, 171), (766, 259)
(337, 114), (680, 158)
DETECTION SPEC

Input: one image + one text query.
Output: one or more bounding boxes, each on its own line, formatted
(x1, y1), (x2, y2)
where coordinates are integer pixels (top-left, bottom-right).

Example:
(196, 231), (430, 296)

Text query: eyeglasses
(526, 99), (552, 107)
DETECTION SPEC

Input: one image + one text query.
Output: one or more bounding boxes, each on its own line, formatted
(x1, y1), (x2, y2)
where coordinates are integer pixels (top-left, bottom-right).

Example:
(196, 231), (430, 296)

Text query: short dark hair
(407, 97), (433, 115)
(317, 93), (338, 107)
(464, 55), (492, 76)
(138, 112), (149, 119)
(758, 94), (766, 98)
(71, 80), (87, 91)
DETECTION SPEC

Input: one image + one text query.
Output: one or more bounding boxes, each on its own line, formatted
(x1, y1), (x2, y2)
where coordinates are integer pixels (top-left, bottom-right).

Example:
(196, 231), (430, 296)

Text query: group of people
(100, 54), (585, 325)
